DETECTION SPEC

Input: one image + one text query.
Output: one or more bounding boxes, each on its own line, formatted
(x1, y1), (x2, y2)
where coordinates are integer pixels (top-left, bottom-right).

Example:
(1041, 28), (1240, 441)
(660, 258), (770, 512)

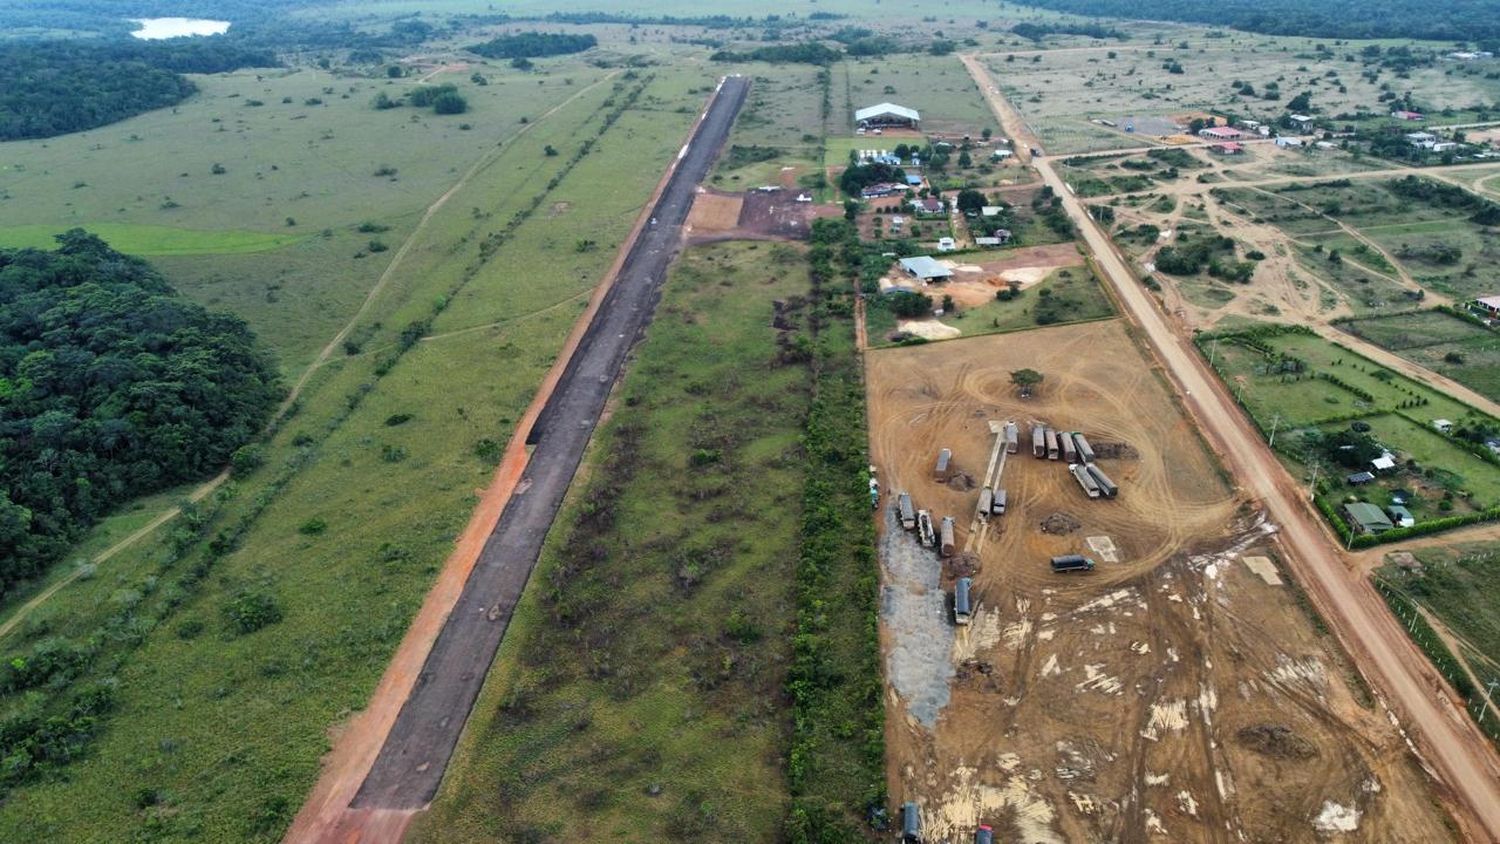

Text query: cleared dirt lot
(866, 320), (1452, 842)
(686, 186), (833, 241)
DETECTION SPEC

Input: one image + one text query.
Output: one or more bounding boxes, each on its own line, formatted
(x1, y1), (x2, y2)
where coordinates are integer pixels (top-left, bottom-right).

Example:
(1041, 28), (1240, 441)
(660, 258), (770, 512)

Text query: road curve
(347, 75), (750, 811)
(962, 55), (1500, 842)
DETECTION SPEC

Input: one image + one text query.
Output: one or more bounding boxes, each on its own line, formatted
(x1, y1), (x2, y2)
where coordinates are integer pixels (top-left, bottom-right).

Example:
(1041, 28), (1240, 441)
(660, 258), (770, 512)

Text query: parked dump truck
(1061, 432), (1077, 464)
(1073, 433), (1095, 463)
(1004, 421), (1019, 454)
(1086, 464), (1119, 498)
(898, 492), (916, 529)
(903, 802), (922, 842)
(978, 487), (993, 517)
(992, 487), (1007, 515)
(1071, 463), (1101, 498)
(1051, 554), (1096, 573)
(1045, 428), (1061, 460)
(1032, 424), (1047, 458)
(934, 448), (953, 482)
(917, 510), (937, 548)
(939, 516), (956, 557)
(954, 577), (973, 624)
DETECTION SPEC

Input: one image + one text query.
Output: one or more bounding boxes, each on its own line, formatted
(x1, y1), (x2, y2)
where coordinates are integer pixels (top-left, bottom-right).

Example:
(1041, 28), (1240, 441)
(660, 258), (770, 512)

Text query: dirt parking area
(686, 187), (833, 240)
(866, 320), (1452, 842)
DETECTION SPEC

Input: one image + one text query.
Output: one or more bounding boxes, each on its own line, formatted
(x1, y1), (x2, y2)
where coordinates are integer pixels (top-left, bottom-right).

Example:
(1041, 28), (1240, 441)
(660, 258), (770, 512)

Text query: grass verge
(412, 241), (814, 842)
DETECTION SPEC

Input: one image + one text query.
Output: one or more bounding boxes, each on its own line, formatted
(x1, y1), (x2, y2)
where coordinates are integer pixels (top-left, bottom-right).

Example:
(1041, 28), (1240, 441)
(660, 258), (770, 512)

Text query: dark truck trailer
(1073, 432), (1095, 463)
(1061, 432), (1077, 464)
(1045, 428), (1061, 460)
(954, 577), (973, 624)
(1086, 464), (1119, 498)
(1004, 421), (1019, 454)
(940, 516), (956, 557)
(1032, 424), (1047, 458)
(978, 487), (993, 517)
(934, 448), (953, 482)
(898, 492), (917, 529)
(1071, 463), (1100, 499)
(903, 801), (922, 842)
(1051, 554), (1096, 573)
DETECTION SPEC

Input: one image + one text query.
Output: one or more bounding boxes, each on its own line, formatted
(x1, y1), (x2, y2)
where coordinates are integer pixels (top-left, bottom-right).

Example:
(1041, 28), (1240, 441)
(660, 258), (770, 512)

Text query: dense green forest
(1012, 0), (1500, 42)
(466, 31), (597, 60)
(0, 39), (276, 140)
(0, 231), (281, 594)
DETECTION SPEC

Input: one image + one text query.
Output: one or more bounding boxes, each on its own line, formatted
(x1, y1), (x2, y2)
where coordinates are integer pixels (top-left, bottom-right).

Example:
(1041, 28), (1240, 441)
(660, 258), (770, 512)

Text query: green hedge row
(786, 218), (884, 842)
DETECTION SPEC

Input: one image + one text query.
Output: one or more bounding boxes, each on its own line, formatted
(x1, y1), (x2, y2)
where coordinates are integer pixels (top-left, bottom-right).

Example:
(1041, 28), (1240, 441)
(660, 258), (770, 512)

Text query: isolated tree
(843, 199), (860, 221)
(956, 189), (987, 215)
(1011, 368), (1044, 397)
(386, 65), (403, 78)
(432, 92), (468, 114)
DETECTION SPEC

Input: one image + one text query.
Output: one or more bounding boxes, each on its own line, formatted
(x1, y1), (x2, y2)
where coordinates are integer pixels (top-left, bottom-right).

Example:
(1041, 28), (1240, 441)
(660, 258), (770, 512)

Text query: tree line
(1010, 0), (1500, 41)
(467, 31), (598, 60)
(0, 39), (277, 141)
(0, 231), (282, 595)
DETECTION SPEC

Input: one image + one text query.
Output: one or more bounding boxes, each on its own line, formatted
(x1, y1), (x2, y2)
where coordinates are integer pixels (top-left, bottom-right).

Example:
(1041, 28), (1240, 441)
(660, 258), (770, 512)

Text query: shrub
(222, 590), (283, 635)
(298, 518), (327, 535)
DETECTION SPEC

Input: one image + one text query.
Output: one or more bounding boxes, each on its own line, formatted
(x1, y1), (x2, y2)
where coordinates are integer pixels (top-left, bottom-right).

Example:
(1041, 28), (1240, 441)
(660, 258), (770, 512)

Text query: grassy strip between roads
(788, 218), (885, 840)
(414, 241), (816, 842)
(0, 223), (304, 255)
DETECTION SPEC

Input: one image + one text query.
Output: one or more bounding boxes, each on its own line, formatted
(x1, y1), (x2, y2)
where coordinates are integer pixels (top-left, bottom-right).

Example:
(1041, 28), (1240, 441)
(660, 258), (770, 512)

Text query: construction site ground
(866, 319), (1452, 842)
(684, 186), (835, 241)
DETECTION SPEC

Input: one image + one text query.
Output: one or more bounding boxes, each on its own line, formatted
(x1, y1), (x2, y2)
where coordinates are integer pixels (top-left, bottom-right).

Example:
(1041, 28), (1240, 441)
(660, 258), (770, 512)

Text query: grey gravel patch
(880, 505), (956, 728)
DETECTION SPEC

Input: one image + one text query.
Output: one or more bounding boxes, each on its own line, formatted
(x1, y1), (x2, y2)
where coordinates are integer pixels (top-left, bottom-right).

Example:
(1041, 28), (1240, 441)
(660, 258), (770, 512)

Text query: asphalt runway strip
(350, 75), (750, 810)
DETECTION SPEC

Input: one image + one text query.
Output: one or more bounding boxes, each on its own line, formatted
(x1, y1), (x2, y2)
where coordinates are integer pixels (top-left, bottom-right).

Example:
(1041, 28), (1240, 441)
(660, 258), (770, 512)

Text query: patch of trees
(1011, 0), (1500, 40)
(0, 40), (277, 140)
(1385, 175), (1500, 224)
(0, 231), (281, 593)
(1154, 231), (1243, 278)
(374, 83), (468, 115)
(710, 42), (843, 65)
(467, 32), (597, 60)
(1305, 427), (1384, 468)
(1011, 21), (1125, 41)
(838, 162), (908, 195)
(724, 145), (783, 169)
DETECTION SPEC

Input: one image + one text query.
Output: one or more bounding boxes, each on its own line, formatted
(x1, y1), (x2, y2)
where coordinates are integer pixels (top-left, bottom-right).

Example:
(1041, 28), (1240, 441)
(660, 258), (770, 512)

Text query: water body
(129, 18), (230, 40)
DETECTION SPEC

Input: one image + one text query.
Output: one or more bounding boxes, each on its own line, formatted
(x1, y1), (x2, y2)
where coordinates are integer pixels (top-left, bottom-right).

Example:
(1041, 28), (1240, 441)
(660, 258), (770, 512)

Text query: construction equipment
(917, 509), (937, 548)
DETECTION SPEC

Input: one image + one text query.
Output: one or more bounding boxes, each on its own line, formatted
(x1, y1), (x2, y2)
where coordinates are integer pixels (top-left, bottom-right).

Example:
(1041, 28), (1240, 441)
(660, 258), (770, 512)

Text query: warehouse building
(898, 255), (953, 282)
(855, 102), (921, 130)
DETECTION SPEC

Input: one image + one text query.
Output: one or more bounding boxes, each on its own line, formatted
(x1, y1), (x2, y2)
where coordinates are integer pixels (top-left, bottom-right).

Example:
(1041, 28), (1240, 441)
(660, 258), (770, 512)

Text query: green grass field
(942, 263), (1113, 336)
(1341, 310), (1500, 403)
(412, 241), (812, 842)
(0, 65), (711, 841)
(0, 223), (304, 255)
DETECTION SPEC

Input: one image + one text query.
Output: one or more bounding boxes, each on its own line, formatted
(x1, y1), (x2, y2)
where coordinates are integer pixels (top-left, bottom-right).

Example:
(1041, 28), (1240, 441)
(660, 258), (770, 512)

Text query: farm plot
(1341, 310), (1500, 403)
(866, 319), (1451, 843)
(1201, 326), (1500, 528)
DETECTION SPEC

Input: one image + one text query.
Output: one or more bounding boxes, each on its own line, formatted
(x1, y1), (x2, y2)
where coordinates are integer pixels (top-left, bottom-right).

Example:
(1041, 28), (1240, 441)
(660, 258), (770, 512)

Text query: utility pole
(1209, 337), (1219, 368)
(1307, 462), (1321, 502)
(1480, 680), (1500, 725)
(1268, 413), (1281, 449)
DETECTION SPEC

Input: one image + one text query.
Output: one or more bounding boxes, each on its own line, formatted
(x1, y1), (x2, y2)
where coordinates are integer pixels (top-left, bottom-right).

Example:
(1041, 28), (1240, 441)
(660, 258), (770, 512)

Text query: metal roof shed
(898, 256), (953, 281)
(1345, 502), (1394, 534)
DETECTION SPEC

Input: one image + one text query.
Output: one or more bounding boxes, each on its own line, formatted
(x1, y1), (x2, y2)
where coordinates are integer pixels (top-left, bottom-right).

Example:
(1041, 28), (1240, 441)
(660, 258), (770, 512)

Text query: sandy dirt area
(878, 244), (1084, 308)
(685, 188), (744, 231)
(866, 320), (1453, 843)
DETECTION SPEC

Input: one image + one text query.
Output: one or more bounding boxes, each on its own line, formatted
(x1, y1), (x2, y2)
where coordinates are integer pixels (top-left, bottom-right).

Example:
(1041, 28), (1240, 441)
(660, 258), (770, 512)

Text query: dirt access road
(285, 75), (749, 842)
(963, 56), (1500, 840)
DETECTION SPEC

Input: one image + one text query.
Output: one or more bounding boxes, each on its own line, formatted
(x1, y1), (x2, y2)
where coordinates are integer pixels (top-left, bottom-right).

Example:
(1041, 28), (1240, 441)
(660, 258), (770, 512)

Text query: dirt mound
(1092, 441), (1139, 460)
(1039, 512), (1082, 535)
(1236, 724), (1319, 760)
(947, 471), (978, 491)
(946, 552), (981, 579)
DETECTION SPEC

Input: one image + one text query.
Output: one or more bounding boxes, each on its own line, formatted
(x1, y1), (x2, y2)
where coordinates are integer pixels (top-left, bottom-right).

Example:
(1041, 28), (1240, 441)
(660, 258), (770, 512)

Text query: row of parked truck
(1032, 424), (1119, 500)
